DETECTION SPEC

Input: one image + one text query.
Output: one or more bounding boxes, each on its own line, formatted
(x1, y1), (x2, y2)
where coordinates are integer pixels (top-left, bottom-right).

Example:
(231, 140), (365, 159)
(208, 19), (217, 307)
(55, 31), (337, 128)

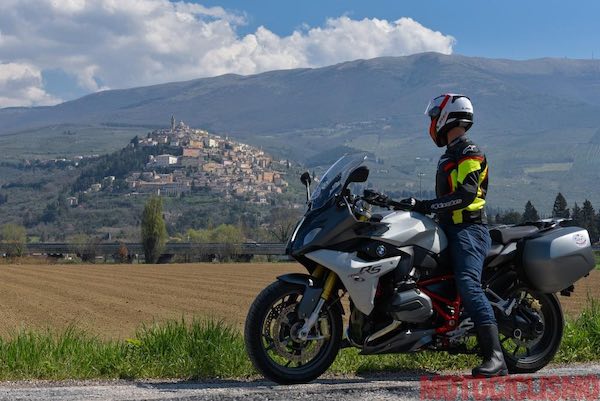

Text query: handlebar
(387, 200), (412, 211)
(361, 189), (411, 211)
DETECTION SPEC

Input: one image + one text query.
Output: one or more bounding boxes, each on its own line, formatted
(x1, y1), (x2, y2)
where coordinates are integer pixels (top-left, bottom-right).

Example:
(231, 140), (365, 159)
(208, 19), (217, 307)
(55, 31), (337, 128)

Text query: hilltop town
(122, 117), (290, 204)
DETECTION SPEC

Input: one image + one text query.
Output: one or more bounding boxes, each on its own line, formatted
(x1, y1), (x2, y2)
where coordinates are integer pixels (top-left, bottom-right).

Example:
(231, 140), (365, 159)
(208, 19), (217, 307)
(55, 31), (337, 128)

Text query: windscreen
(310, 153), (367, 210)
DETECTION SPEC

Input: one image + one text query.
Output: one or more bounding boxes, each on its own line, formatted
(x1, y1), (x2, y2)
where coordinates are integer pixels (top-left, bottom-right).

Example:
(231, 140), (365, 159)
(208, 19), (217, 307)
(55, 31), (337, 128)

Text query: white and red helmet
(425, 94), (474, 147)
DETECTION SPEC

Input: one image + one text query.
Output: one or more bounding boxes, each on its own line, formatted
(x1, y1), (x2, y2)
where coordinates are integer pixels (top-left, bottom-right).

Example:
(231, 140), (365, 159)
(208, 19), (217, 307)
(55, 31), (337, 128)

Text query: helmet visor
(424, 99), (435, 116)
(424, 95), (446, 119)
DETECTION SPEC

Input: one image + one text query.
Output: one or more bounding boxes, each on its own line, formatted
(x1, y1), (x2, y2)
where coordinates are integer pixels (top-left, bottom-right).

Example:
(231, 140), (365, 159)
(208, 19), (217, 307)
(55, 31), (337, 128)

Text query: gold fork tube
(321, 271), (337, 301)
(312, 265), (324, 279)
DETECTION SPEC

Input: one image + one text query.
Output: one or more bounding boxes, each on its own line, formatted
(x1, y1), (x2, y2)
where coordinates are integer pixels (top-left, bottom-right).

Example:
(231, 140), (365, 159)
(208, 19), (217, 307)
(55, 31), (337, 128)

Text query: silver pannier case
(522, 226), (595, 293)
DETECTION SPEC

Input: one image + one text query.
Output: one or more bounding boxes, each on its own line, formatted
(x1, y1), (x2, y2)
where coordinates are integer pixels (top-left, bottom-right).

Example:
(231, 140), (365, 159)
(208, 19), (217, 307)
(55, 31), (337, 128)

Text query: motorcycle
(244, 154), (595, 384)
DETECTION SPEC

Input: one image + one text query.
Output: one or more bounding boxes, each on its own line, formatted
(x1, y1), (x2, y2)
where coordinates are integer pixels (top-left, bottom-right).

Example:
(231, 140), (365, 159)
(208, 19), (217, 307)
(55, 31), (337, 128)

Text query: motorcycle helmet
(424, 94), (473, 147)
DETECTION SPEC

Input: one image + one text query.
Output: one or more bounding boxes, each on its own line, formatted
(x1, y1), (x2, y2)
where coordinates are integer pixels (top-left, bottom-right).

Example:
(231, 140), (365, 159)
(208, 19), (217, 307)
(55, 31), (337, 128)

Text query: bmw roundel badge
(375, 244), (386, 257)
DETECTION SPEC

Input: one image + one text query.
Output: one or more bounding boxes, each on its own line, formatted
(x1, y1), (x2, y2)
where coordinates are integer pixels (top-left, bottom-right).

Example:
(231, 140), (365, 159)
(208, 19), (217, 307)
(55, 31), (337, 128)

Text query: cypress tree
(522, 201), (540, 223)
(572, 202), (583, 227)
(551, 193), (570, 218)
(141, 196), (167, 264)
(581, 200), (599, 243)
(494, 213), (502, 225)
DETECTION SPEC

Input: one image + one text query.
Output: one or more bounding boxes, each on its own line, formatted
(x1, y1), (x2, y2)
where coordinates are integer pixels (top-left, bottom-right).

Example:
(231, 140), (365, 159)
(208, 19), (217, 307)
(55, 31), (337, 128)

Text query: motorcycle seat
(489, 225), (539, 245)
(485, 244), (503, 265)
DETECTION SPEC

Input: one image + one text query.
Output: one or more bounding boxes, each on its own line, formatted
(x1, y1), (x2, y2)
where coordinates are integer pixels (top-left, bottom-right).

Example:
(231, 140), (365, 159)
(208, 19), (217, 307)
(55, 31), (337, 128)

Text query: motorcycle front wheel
(244, 280), (343, 384)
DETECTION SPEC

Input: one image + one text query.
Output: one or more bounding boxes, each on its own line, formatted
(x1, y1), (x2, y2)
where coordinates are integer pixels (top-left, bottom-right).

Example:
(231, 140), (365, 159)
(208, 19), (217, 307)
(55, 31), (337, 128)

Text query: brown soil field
(0, 263), (596, 339)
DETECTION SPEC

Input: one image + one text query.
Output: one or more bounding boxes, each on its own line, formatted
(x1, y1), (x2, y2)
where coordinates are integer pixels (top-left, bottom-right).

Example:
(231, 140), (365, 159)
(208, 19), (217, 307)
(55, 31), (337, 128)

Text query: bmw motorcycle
(244, 154), (595, 384)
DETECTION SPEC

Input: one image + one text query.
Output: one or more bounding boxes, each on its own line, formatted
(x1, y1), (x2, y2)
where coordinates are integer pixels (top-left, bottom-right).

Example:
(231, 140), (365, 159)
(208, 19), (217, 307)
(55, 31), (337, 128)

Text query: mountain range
(2, 52), (600, 212)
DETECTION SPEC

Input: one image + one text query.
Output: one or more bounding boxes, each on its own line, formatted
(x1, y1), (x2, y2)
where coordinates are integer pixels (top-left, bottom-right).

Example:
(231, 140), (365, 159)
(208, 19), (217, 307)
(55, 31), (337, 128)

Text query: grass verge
(0, 320), (253, 380)
(0, 301), (599, 380)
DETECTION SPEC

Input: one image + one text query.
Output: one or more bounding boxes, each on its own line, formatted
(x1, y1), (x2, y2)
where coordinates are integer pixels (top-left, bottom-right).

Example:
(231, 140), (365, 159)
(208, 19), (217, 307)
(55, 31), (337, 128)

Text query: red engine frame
(418, 274), (461, 334)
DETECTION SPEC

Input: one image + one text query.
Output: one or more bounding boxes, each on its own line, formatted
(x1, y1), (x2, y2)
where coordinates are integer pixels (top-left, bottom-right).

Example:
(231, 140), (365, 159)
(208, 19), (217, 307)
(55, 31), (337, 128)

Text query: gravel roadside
(0, 363), (599, 401)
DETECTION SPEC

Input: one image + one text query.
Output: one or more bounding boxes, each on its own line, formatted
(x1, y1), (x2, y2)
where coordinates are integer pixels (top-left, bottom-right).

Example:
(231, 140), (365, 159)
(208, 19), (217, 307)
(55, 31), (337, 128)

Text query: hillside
(2, 52), (600, 211)
(0, 124), (305, 242)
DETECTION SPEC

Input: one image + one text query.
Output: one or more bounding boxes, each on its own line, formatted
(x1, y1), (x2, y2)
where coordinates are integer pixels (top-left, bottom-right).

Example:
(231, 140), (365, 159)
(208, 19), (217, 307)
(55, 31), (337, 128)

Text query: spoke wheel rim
(260, 290), (333, 372)
(500, 289), (556, 364)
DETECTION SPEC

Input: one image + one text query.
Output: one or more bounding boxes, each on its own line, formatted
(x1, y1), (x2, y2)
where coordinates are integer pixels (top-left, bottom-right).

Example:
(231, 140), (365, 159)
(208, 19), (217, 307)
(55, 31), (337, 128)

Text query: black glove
(363, 189), (388, 206)
(399, 197), (431, 214)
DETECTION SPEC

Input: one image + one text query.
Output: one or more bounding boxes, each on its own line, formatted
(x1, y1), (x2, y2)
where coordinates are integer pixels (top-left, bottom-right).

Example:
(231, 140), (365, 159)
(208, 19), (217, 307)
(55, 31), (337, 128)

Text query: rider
(400, 94), (507, 377)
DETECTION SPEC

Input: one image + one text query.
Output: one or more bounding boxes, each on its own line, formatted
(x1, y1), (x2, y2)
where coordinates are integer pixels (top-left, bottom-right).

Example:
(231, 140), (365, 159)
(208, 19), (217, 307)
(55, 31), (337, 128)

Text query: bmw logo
(375, 244), (387, 257)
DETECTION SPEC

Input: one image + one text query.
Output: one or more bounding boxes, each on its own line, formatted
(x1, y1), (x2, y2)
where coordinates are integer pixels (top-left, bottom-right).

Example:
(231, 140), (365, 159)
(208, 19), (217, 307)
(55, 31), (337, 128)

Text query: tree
(186, 224), (244, 261)
(212, 224), (244, 260)
(572, 203), (583, 227)
(141, 196), (167, 264)
(597, 211), (600, 244)
(494, 213), (502, 225)
(267, 207), (302, 242)
(70, 234), (100, 262)
(522, 201), (540, 223)
(1, 224), (27, 257)
(551, 193), (570, 218)
(496, 211), (522, 225)
(581, 200), (599, 243)
(117, 243), (129, 263)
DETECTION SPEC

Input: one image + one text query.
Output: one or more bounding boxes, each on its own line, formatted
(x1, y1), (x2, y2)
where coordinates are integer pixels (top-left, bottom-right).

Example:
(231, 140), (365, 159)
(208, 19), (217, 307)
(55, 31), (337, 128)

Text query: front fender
(277, 274), (323, 319)
(277, 273), (322, 289)
(276, 273), (344, 318)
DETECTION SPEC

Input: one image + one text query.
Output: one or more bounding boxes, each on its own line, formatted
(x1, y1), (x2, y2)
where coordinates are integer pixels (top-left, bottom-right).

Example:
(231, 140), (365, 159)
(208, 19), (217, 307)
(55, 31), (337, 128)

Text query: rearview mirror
(300, 172), (312, 203)
(347, 166), (369, 184)
(300, 171), (312, 186)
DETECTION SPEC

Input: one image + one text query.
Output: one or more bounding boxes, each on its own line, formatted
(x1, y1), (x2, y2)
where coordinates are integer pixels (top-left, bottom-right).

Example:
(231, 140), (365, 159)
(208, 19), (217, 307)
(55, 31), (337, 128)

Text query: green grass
(0, 302), (599, 381)
(554, 299), (600, 363)
(0, 320), (253, 380)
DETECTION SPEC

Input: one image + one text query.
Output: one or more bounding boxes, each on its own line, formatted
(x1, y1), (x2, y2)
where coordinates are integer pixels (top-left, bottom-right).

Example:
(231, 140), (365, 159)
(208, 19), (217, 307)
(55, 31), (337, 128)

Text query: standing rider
(400, 94), (508, 377)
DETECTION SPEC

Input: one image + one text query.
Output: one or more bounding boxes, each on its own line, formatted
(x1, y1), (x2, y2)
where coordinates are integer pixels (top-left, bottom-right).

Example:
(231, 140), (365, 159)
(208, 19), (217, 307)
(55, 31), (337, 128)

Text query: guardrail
(22, 242), (600, 256)
(26, 242), (288, 256)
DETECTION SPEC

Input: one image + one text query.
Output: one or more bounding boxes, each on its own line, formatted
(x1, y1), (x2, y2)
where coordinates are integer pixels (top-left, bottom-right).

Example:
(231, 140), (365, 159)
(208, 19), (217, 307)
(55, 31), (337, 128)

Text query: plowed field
(0, 263), (596, 338)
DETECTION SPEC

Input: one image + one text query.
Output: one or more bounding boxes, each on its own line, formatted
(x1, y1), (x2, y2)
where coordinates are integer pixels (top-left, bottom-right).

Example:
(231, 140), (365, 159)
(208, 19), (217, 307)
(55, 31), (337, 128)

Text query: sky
(0, 0), (598, 108)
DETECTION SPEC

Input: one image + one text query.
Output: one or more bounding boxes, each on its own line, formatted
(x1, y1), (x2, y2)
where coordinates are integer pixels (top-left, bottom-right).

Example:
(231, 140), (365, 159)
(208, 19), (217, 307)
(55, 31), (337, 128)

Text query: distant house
(262, 171), (274, 183)
(155, 154), (178, 167)
(183, 148), (202, 158)
(202, 162), (220, 173)
(204, 138), (218, 148)
(188, 139), (204, 149)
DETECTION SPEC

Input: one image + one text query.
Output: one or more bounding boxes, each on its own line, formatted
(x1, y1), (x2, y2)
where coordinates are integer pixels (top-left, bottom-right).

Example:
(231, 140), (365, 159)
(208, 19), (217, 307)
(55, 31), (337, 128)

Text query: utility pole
(417, 172), (425, 198)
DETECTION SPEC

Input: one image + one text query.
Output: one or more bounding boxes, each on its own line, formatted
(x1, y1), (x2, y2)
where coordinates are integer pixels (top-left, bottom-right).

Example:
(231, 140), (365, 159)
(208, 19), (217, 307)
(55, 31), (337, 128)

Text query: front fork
(297, 265), (337, 341)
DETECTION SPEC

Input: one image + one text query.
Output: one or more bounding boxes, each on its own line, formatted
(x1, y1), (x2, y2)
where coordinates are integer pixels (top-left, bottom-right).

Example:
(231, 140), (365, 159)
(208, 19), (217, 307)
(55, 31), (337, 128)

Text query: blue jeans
(442, 223), (495, 326)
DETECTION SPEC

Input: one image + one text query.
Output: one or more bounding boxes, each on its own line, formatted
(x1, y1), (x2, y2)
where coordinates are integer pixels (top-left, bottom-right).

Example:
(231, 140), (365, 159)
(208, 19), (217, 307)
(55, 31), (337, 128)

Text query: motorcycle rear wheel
(499, 290), (563, 374)
(244, 280), (343, 384)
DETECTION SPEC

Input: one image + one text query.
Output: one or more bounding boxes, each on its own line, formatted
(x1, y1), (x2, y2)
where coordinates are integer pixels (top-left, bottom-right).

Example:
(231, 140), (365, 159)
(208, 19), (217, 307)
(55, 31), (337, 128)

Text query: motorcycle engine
(389, 288), (433, 323)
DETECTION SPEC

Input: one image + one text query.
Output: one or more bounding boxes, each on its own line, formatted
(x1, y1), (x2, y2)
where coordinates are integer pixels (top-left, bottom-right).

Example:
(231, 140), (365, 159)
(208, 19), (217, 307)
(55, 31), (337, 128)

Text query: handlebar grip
(388, 200), (411, 211)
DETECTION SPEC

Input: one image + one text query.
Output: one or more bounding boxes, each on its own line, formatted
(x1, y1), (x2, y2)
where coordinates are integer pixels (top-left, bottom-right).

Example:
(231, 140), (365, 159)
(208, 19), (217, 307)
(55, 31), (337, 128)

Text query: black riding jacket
(423, 136), (488, 225)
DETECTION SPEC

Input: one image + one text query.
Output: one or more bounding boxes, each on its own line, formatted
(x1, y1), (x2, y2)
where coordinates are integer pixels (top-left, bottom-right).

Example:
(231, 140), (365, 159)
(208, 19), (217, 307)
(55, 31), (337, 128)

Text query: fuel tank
(378, 211), (448, 254)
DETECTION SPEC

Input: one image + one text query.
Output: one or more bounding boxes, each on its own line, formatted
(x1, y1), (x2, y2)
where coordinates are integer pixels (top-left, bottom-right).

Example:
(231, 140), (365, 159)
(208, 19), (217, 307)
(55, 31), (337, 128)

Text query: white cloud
(0, 0), (454, 107)
(0, 63), (61, 107)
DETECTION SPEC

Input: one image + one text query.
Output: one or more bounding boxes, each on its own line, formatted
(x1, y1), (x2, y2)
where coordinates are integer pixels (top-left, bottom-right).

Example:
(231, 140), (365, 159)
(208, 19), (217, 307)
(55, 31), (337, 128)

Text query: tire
(500, 291), (564, 374)
(244, 280), (343, 384)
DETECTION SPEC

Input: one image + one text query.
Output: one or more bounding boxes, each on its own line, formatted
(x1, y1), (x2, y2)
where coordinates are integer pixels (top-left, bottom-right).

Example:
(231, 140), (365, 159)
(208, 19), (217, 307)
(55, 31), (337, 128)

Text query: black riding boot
(472, 323), (508, 377)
